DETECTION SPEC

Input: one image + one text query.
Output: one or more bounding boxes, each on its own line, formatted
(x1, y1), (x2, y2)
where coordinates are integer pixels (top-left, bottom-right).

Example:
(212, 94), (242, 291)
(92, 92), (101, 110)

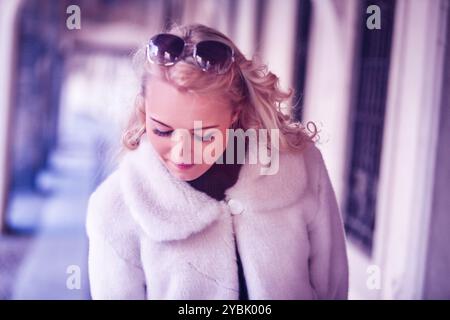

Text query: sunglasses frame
(146, 33), (235, 75)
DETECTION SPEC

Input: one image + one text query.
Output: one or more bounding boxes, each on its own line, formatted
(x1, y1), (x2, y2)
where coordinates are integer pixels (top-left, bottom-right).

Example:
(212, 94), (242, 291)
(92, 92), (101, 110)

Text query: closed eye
(152, 128), (173, 137)
(152, 128), (216, 141)
(194, 133), (215, 142)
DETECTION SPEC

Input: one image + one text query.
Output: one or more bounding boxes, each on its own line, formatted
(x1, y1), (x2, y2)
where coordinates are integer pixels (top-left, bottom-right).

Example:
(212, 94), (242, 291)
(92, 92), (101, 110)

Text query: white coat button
(227, 199), (244, 215)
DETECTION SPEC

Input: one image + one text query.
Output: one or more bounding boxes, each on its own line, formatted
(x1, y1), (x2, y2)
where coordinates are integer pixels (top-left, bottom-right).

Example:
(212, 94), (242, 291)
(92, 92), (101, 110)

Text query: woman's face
(143, 77), (237, 181)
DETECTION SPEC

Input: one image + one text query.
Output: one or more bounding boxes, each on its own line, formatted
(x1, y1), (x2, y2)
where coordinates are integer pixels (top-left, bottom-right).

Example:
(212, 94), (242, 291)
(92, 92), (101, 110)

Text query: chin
(168, 165), (211, 181)
(178, 175), (199, 182)
(165, 165), (199, 181)
(170, 170), (201, 181)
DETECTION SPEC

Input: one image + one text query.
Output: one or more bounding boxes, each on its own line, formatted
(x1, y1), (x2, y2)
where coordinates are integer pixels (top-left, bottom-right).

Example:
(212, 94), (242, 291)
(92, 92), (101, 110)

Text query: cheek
(195, 128), (229, 164)
(213, 127), (229, 154)
(145, 119), (171, 158)
(145, 131), (171, 159)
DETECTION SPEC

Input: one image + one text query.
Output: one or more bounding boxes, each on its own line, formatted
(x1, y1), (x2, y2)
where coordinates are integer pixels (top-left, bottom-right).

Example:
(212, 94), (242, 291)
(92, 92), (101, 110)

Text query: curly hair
(121, 23), (318, 156)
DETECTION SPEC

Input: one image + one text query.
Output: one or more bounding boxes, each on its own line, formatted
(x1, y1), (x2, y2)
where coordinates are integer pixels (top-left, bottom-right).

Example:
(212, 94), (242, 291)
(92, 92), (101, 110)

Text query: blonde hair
(121, 23), (317, 156)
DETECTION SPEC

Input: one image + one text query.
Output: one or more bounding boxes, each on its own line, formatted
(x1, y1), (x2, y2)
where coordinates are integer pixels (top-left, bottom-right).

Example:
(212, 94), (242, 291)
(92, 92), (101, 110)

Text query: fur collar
(119, 133), (312, 242)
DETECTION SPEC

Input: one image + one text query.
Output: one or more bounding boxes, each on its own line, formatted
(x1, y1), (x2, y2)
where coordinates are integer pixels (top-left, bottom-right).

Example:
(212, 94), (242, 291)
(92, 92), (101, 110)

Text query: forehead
(144, 78), (230, 127)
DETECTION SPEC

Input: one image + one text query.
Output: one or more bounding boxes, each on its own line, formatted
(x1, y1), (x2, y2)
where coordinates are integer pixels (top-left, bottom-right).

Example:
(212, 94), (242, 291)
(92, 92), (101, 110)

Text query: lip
(171, 162), (195, 170)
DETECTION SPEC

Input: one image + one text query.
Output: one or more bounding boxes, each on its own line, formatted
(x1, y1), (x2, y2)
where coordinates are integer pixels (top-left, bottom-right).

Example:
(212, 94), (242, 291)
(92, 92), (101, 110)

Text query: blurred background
(0, 0), (449, 300)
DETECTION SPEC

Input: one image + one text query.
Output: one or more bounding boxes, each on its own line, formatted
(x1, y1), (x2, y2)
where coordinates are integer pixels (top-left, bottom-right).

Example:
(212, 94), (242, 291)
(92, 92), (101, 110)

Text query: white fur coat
(86, 134), (349, 300)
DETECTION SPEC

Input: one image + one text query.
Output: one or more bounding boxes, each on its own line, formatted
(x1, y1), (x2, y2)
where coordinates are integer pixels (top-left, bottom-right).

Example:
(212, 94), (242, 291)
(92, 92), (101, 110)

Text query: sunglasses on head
(146, 33), (235, 74)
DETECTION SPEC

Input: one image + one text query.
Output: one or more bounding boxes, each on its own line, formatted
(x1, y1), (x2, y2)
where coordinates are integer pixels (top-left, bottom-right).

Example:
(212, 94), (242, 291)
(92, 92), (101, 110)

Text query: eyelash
(152, 128), (215, 142)
(152, 128), (172, 137)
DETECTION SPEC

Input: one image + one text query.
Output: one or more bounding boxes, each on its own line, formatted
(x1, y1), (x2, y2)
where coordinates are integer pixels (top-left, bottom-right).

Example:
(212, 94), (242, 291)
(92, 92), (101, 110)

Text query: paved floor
(1, 113), (113, 300)
(0, 234), (33, 299)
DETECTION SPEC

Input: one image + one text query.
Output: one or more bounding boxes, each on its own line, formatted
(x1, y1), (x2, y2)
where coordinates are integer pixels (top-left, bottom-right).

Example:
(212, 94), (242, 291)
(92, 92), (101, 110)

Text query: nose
(169, 130), (193, 164)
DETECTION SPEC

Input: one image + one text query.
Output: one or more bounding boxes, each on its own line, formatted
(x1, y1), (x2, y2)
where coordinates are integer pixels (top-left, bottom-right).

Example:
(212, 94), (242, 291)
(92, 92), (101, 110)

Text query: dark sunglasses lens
(195, 41), (233, 73)
(148, 34), (184, 65)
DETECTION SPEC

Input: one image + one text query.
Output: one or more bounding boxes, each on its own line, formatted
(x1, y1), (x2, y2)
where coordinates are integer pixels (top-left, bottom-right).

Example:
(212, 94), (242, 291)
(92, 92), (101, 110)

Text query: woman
(86, 23), (349, 300)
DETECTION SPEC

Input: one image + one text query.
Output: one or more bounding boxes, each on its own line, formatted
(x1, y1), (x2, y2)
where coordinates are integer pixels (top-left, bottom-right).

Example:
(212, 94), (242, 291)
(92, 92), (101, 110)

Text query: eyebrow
(149, 117), (220, 131)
